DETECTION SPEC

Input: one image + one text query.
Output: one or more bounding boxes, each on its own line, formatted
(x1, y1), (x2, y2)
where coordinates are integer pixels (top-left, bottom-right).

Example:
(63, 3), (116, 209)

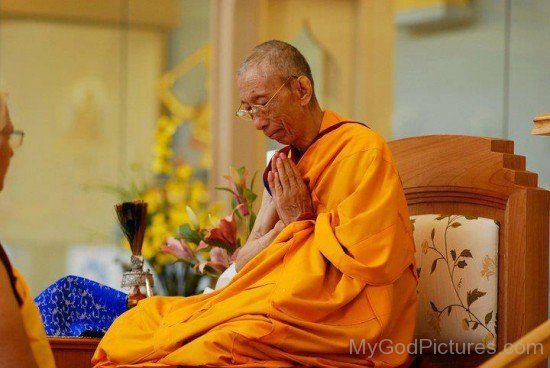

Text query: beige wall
(0, 19), (164, 294)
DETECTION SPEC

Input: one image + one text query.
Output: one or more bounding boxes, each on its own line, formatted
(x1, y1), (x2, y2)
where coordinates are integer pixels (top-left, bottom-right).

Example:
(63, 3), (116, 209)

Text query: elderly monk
(93, 40), (418, 368)
(0, 92), (56, 368)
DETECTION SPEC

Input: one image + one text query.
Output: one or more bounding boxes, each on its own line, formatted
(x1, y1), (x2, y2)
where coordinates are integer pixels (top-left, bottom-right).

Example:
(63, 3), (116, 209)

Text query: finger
(276, 157), (291, 189)
(281, 156), (299, 189)
(270, 152), (278, 174)
(267, 171), (276, 197)
(274, 171), (284, 196)
(288, 159), (305, 189)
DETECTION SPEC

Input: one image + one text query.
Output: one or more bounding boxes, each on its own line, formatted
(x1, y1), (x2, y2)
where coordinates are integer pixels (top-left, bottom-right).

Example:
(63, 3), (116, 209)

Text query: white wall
(395, 0), (549, 188)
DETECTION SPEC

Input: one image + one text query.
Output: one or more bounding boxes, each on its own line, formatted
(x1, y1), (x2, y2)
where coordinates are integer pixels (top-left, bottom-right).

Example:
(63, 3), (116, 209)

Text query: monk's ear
(295, 76), (313, 106)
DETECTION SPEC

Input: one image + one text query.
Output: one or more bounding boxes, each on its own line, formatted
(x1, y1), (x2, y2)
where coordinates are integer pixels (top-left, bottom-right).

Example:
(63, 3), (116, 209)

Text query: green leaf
(431, 228), (435, 241)
(472, 322), (479, 330)
(250, 171), (258, 192)
(216, 187), (236, 196)
(457, 260), (467, 268)
(467, 288), (487, 307)
(234, 208), (243, 220)
(179, 224), (202, 244)
(430, 259), (439, 274)
(244, 188), (258, 203)
(460, 249), (473, 258)
(450, 222), (462, 228)
(430, 301), (438, 312)
(450, 250), (457, 261)
(237, 166), (246, 178)
(485, 311), (493, 325)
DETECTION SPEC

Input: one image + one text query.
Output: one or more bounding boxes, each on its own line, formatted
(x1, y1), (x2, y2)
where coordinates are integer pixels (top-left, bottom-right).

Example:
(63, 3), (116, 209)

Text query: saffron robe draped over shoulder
(0, 244), (56, 368)
(93, 110), (418, 368)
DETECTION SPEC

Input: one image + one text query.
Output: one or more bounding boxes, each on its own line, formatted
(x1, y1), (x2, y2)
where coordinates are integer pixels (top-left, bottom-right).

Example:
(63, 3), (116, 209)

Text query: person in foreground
(93, 40), (418, 368)
(0, 92), (56, 368)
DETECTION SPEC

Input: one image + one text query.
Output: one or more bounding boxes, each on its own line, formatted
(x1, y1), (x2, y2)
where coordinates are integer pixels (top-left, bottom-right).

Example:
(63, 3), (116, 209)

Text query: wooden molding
(389, 135), (549, 367)
(0, 0), (179, 29)
(532, 114), (550, 136)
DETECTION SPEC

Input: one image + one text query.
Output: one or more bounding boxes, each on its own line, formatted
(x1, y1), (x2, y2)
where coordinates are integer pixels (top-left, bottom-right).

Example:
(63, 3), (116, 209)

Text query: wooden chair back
(389, 135), (549, 367)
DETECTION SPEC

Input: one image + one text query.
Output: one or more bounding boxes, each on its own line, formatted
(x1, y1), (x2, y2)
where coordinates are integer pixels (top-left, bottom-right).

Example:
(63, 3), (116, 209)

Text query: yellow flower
(166, 180), (186, 204)
(153, 159), (171, 174)
(141, 239), (157, 260)
(141, 188), (162, 214)
(168, 209), (188, 230)
(426, 309), (441, 336)
(149, 214), (169, 238)
(482, 332), (495, 348)
(190, 181), (208, 205)
(175, 165), (192, 181)
(480, 255), (497, 279)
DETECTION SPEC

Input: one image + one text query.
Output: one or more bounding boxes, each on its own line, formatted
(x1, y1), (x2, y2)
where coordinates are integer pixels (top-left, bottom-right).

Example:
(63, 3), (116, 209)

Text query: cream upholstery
(412, 214), (499, 348)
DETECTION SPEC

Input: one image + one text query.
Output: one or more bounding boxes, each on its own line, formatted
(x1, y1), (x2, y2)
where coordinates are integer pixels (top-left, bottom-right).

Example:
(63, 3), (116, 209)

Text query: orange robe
(93, 110), (418, 367)
(13, 267), (56, 368)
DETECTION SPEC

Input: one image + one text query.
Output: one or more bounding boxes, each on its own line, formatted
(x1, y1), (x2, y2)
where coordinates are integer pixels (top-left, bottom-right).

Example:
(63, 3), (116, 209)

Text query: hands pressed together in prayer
(267, 152), (315, 225)
(235, 151), (315, 272)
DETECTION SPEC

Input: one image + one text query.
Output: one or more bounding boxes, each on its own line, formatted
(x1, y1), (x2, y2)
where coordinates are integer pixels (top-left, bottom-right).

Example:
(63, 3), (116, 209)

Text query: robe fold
(0, 244), (56, 368)
(93, 110), (418, 368)
(13, 268), (57, 368)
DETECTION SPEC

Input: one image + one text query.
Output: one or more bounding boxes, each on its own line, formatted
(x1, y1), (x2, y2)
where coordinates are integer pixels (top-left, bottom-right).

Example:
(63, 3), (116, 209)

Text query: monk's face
(237, 65), (310, 146)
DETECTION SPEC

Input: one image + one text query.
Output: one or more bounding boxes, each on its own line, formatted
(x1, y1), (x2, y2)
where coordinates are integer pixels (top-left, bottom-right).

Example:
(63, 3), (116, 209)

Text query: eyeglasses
(236, 76), (297, 121)
(8, 130), (24, 149)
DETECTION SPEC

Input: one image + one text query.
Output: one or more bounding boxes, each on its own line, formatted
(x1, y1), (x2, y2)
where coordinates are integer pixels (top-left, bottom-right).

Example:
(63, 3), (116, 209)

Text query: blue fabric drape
(35, 275), (127, 336)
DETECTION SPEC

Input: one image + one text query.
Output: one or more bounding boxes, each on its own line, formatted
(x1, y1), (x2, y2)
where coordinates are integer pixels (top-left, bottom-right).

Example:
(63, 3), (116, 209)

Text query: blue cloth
(35, 275), (127, 336)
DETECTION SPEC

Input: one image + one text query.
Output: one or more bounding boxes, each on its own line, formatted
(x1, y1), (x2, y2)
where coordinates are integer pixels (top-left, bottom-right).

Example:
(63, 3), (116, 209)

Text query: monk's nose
(252, 116), (269, 131)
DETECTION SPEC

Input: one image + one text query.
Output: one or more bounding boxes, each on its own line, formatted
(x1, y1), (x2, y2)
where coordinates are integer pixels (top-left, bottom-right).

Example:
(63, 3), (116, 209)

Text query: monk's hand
(250, 192), (280, 240)
(267, 152), (314, 226)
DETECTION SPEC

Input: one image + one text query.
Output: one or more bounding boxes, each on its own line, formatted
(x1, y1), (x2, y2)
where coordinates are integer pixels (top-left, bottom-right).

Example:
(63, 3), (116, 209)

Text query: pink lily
(210, 247), (231, 268)
(223, 175), (250, 216)
(162, 237), (195, 261)
(196, 240), (209, 251)
(195, 247), (231, 275)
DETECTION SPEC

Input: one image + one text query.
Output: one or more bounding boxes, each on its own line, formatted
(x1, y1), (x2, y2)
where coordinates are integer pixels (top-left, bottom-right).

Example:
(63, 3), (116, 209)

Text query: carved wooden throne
(388, 135), (549, 367)
(48, 135), (549, 368)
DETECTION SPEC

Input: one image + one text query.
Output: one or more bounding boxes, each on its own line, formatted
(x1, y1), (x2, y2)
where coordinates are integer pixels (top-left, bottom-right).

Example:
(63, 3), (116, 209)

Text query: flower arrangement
(110, 46), (260, 295)
(162, 167), (258, 278)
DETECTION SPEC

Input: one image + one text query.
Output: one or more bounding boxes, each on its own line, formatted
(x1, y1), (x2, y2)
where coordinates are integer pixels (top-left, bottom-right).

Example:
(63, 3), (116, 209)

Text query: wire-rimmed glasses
(235, 76), (297, 121)
(8, 130), (24, 149)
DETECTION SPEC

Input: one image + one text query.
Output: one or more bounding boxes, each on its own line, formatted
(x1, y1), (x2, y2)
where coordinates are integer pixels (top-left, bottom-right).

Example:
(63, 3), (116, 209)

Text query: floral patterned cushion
(412, 214), (498, 348)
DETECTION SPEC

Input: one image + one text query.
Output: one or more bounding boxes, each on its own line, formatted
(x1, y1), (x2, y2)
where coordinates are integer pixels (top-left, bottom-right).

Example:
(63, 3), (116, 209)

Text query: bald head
(238, 40), (316, 101)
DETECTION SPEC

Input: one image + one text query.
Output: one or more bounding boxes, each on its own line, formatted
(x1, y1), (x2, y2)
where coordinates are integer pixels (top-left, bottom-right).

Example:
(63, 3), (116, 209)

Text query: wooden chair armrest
(479, 319), (550, 368)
